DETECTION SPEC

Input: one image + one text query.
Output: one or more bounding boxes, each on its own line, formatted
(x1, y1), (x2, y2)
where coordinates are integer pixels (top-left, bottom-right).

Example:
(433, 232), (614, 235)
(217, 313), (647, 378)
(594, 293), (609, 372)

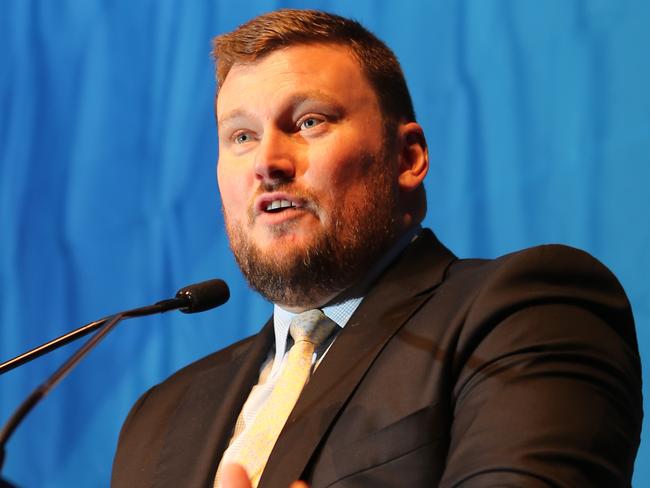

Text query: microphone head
(175, 279), (230, 313)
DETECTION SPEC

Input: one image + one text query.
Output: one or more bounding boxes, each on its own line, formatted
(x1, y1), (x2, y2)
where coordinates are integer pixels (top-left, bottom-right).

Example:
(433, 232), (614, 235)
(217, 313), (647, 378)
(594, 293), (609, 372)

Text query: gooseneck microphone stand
(0, 279), (229, 480)
(0, 312), (125, 472)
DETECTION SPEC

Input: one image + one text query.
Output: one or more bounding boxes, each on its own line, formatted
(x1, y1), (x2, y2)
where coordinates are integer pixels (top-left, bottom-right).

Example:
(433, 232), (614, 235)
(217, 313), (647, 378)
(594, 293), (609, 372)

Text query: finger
(221, 463), (252, 488)
(289, 481), (310, 488)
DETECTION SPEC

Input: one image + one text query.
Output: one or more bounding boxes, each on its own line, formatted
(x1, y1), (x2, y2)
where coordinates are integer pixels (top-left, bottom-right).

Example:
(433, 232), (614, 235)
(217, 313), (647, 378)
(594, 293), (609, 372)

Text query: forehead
(216, 43), (378, 120)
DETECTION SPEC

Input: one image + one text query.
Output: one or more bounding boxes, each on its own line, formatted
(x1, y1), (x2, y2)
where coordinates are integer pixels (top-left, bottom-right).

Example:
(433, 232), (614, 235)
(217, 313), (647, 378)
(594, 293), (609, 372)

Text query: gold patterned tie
(231, 309), (337, 486)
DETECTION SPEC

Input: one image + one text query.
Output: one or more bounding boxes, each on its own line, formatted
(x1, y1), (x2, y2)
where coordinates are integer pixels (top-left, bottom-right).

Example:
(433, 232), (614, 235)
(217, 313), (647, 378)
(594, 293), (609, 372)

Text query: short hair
(212, 9), (416, 125)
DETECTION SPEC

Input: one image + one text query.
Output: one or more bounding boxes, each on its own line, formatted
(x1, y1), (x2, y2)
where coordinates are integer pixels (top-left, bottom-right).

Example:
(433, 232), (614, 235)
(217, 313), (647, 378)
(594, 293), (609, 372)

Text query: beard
(223, 147), (399, 309)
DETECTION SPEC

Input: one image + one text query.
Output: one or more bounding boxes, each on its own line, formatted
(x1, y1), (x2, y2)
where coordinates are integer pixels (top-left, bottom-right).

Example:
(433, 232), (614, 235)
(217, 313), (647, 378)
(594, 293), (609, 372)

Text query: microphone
(0, 279), (229, 375)
(176, 279), (230, 313)
(0, 278), (229, 471)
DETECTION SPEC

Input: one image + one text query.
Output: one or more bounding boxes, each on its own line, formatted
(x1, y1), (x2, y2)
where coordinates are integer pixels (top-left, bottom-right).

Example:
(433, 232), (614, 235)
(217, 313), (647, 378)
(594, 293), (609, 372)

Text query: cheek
(217, 161), (249, 217)
(314, 142), (376, 191)
(305, 143), (363, 189)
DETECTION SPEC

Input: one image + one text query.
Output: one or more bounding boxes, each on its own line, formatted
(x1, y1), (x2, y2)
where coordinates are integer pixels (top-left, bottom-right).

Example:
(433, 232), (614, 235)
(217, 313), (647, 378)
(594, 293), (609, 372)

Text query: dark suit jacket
(111, 230), (642, 487)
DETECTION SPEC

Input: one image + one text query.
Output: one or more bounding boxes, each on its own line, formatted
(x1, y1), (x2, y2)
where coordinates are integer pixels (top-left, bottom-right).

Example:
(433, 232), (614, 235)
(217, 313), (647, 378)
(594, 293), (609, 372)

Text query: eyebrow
(217, 108), (250, 130)
(217, 90), (344, 130)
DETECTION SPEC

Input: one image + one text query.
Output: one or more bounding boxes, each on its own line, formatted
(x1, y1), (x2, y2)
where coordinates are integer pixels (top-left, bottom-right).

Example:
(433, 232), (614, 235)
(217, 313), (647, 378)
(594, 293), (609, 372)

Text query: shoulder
(428, 243), (640, 384)
(449, 243), (623, 289)
(403, 241), (640, 385)
(445, 245), (632, 324)
(111, 331), (263, 486)
(135, 332), (259, 406)
(118, 329), (262, 434)
(388, 231), (635, 350)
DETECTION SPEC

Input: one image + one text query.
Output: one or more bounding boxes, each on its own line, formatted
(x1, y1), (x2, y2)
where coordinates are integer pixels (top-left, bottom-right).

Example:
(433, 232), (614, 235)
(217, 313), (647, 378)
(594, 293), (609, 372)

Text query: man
(112, 9), (642, 488)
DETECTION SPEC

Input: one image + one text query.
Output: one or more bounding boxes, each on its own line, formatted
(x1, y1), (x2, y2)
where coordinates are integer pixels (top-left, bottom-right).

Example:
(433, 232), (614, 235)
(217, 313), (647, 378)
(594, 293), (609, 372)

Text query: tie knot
(289, 309), (337, 347)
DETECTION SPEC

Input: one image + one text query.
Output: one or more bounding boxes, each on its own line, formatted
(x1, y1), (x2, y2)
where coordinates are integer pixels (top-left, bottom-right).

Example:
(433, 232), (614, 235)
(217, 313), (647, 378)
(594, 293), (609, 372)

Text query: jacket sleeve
(440, 245), (642, 488)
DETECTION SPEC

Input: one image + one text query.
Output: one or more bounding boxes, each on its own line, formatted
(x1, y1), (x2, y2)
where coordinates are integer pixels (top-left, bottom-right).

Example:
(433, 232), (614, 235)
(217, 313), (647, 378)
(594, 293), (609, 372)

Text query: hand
(221, 463), (309, 488)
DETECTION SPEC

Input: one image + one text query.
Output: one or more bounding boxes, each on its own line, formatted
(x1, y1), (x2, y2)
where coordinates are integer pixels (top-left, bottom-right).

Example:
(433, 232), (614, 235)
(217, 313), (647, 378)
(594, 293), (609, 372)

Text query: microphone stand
(0, 278), (229, 480)
(0, 317), (110, 375)
(0, 285), (217, 375)
(0, 297), (186, 472)
(0, 313), (123, 471)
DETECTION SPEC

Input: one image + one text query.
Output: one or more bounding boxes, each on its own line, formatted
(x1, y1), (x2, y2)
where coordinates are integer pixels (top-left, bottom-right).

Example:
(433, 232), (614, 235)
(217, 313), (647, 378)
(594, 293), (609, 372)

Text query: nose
(254, 128), (296, 183)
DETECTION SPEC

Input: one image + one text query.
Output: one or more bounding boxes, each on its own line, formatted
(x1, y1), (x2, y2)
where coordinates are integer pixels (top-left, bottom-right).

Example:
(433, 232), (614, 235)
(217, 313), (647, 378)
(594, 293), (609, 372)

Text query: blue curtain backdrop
(1, 1), (648, 486)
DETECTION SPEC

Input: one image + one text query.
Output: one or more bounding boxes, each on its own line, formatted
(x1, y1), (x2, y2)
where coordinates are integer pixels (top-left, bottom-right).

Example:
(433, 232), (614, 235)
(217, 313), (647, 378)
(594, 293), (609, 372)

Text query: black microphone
(176, 279), (230, 313)
(0, 279), (229, 375)
(0, 278), (229, 471)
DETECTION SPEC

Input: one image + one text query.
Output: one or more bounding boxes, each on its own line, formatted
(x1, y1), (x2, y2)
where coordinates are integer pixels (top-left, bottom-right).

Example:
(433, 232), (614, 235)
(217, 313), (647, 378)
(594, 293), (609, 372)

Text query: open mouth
(265, 199), (298, 213)
(255, 192), (309, 220)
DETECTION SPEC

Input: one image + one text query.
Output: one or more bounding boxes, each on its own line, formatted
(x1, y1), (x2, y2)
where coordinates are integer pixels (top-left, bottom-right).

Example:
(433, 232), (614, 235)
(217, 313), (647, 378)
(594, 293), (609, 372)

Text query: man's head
(213, 10), (429, 311)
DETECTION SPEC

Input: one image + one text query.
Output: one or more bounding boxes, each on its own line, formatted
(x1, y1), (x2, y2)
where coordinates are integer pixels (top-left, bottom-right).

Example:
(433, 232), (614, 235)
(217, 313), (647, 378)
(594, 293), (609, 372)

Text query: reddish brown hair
(212, 9), (416, 125)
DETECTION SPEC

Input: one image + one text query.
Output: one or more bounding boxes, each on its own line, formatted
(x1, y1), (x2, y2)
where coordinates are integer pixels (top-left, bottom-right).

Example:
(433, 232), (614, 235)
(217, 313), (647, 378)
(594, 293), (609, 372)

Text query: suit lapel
(153, 320), (274, 488)
(259, 230), (456, 487)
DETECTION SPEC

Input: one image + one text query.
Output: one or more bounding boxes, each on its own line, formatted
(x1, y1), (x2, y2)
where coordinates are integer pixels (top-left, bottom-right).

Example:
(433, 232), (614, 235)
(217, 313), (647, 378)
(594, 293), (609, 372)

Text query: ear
(396, 122), (428, 192)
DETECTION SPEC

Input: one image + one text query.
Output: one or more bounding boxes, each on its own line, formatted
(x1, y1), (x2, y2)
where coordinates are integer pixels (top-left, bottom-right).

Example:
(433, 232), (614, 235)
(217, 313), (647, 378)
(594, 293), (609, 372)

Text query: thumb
(221, 463), (252, 488)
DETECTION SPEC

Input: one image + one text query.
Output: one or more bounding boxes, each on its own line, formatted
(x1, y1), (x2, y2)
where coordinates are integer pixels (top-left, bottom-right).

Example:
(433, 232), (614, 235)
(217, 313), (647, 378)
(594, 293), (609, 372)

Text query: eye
(233, 131), (253, 144)
(298, 117), (324, 130)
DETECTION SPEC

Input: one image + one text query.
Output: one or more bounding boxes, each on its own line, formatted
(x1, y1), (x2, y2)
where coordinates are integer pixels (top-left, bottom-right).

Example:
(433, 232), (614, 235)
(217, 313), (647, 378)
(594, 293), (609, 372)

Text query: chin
(256, 224), (322, 249)
(259, 236), (319, 265)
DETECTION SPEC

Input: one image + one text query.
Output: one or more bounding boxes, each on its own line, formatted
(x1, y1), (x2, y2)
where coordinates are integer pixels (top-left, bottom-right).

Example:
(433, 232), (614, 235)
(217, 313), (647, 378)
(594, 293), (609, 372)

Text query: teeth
(266, 200), (296, 211)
